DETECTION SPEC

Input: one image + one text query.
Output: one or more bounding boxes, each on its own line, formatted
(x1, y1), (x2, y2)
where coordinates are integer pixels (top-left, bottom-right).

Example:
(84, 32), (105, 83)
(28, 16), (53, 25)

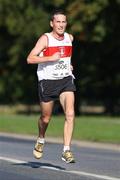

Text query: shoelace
(64, 151), (73, 159)
(36, 143), (43, 151)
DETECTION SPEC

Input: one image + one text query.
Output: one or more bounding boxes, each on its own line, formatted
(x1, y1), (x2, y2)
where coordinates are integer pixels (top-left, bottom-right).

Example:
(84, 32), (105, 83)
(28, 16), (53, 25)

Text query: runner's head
(50, 9), (67, 21)
(50, 9), (67, 36)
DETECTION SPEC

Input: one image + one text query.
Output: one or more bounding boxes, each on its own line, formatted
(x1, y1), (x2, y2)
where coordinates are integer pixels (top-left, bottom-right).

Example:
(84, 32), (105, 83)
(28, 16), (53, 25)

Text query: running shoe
(62, 150), (75, 163)
(33, 141), (44, 159)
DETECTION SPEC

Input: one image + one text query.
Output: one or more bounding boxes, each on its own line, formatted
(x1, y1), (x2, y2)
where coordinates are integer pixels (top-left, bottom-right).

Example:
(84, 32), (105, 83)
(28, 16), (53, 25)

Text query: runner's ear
(50, 21), (53, 28)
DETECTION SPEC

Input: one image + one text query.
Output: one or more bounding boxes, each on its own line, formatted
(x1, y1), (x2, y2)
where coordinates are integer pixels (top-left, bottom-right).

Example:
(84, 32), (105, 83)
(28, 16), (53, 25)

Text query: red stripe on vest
(43, 46), (72, 58)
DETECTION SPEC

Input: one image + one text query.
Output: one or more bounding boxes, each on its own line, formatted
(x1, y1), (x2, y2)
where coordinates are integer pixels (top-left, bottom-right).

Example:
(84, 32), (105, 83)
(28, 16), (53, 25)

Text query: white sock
(37, 137), (45, 144)
(63, 146), (70, 152)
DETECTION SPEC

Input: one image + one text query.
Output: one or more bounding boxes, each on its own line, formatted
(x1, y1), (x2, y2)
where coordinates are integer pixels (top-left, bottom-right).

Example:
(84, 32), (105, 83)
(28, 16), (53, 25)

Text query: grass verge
(0, 114), (120, 143)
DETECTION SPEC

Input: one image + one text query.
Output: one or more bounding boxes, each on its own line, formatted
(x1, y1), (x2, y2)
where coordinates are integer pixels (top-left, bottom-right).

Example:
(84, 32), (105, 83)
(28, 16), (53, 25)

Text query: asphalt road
(0, 135), (120, 180)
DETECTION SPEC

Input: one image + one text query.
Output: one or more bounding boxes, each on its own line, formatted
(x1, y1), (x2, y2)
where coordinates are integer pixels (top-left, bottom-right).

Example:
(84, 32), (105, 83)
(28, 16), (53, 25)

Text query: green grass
(0, 114), (120, 143)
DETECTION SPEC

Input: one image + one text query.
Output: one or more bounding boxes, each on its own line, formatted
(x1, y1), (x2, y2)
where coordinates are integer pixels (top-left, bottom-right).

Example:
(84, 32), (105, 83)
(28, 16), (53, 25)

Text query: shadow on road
(13, 161), (66, 170)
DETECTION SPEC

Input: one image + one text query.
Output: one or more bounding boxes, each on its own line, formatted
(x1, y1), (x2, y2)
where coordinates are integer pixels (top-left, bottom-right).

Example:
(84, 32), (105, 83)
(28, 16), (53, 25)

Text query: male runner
(27, 10), (76, 163)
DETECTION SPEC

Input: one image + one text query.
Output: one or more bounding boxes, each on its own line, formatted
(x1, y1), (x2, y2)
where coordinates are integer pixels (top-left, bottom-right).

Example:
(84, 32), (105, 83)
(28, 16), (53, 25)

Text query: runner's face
(51, 14), (67, 36)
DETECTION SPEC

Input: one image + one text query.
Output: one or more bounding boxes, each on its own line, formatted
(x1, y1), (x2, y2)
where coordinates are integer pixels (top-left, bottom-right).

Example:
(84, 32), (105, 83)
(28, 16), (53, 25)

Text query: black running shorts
(38, 76), (76, 102)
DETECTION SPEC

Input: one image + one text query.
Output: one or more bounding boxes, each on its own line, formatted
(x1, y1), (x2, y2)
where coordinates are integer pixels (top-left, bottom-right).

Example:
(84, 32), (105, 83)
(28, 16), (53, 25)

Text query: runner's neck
(50, 32), (64, 41)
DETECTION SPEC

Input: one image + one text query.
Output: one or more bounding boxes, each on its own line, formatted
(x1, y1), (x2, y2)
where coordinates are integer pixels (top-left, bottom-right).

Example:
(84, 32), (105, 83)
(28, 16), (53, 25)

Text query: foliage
(0, 0), (49, 103)
(68, 0), (120, 114)
(0, 0), (120, 114)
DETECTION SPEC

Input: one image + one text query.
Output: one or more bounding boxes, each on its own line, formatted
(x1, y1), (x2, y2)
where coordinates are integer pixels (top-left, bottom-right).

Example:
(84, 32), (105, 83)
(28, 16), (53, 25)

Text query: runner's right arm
(27, 35), (60, 64)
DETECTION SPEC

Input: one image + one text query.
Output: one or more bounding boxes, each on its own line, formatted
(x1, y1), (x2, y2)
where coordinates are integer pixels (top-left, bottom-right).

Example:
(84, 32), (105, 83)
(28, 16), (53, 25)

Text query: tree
(66, 0), (120, 114)
(0, 0), (49, 103)
(0, 0), (120, 115)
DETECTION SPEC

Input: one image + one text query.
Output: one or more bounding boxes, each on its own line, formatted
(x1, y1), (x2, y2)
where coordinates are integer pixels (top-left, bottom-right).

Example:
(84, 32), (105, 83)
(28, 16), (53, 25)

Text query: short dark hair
(50, 9), (66, 21)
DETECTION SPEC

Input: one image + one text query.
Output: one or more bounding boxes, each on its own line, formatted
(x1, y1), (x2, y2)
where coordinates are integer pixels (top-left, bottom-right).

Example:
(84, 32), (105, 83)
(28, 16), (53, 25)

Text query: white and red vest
(37, 32), (73, 80)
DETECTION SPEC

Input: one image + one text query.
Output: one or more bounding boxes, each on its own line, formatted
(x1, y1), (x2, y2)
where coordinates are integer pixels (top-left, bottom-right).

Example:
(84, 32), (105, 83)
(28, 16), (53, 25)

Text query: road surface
(0, 135), (120, 180)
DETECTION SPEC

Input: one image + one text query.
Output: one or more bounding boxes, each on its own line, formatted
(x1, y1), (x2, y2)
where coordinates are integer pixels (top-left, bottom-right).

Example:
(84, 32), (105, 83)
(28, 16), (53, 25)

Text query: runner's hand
(51, 52), (60, 61)
(70, 65), (73, 71)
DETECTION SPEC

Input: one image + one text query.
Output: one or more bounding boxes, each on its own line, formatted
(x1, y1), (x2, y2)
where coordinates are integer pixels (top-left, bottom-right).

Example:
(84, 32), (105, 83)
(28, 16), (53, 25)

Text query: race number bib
(52, 59), (70, 78)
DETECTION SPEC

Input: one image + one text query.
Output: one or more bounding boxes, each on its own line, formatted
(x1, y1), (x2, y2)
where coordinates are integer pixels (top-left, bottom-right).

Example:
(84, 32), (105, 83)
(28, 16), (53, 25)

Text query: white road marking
(0, 156), (119, 180)
(67, 170), (120, 180)
(0, 156), (26, 164)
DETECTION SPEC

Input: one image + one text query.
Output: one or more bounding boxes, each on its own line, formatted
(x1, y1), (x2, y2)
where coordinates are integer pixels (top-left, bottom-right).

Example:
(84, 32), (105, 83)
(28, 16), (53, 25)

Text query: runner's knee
(65, 111), (74, 122)
(40, 114), (51, 123)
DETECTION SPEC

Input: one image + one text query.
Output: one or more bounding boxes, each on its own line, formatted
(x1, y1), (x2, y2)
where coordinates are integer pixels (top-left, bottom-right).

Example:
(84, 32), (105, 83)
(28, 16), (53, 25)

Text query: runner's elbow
(27, 56), (32, 64)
